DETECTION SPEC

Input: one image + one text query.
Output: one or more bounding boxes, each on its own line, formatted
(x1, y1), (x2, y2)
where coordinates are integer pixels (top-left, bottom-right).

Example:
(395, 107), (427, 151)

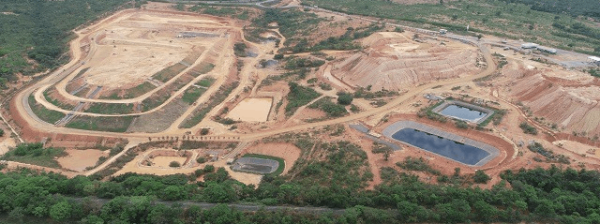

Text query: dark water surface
(391, 128), (489, 165)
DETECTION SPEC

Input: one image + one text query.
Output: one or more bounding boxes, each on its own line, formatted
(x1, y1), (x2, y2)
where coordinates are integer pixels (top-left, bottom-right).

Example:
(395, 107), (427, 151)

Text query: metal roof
(589, 56), (600, 62)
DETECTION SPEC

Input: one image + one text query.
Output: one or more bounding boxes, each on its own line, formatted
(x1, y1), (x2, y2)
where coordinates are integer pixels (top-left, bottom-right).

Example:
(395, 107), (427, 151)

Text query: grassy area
(84, 103), (134, 114)
(1, 143), (65, 168)
(191, 62), (215, 77)
(182, 88), (207, 105)
(242, 153), (285, 176)
(180, 81), (239, 128)
(182, 77), (215, 105)
(197, 76), (215, 88)
(285, 82), (321, 116)
(308, 97), (348, 118)
(66, 116), (135, 132)
(28, 95), (65, 124)
(305, 0), (600, 54)
(152, 63), (188, 83)
(99, 82), (155, 99)
(43, 88), (75, 110)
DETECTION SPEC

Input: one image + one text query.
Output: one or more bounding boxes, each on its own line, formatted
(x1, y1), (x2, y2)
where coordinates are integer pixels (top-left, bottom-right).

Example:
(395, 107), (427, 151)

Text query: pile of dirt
(504, 66), (600, 136)
(330, 32), (480, 91)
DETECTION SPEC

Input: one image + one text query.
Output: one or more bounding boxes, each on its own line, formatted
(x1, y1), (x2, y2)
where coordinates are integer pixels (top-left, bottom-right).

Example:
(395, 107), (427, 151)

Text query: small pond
(439, 104), (488, 122)
(391, 128), (490, 165)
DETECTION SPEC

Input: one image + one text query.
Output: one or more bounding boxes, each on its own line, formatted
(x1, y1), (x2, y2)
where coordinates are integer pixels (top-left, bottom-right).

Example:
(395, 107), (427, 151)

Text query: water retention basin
(383, 121), (499, 166)
(432, 100), (494, 124)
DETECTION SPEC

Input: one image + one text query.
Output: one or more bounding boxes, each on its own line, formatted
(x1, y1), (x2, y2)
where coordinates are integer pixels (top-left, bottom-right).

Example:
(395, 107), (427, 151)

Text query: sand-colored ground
(152, 156), (187, 168)
(331, 32), (481, 91)
(242, 143), (302, 175)
(57, 149), (107, 172)
(489, 49), (600, 136)
(553, 140), (600, 159)
(114, 147), (263, 186)
(226, 98), (273, 122)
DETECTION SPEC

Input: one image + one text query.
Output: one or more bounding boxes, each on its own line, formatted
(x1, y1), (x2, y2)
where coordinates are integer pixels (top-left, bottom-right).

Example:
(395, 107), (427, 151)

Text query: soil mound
(330, 32), (480, 91)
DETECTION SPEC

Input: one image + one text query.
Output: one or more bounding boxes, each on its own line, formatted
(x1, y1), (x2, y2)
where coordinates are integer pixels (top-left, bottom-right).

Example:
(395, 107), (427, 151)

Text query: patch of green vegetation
(181, 77), (213, 105)
(0, 0), (128, 78)
(233, 42), (248, 57)
(28, 94), (65, 124)
(197, 76), (215, 88)
(180, 81), (239, 128)
(1, 143), (65, 168)
(396, 156), (442, 176)
(588, 68), (600, 78)
(519, 121), (538, 135)
(152, 63), (188, 83)
(242, 154), (285, 176)
(191, 62), (215, 77)
(417, 100), (447, 123)
(43, 88), (75, 110)
(182, 88), (207, 105)
(308, 97), (348, 118)
(305, 0), (600, 54)
(84, 103), (134, 114)
(252, 9), (323, 42)
(99, 82), (155, 99)
(285, 82), (321, 116)
(478, 108), (507, 127)
(528, 142), (571, 164)
(353, 88), (399, 99)
(66, 116), (135, 132)
(190, 4), (248, 19)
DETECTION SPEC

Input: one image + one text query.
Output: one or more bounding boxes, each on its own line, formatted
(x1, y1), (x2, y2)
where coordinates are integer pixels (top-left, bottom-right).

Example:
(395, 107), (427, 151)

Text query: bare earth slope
(331, 32), (481, 91)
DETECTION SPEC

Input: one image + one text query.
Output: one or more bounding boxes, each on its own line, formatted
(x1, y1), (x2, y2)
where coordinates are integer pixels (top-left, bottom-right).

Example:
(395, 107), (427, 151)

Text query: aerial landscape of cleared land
(0, 0), (600, 223)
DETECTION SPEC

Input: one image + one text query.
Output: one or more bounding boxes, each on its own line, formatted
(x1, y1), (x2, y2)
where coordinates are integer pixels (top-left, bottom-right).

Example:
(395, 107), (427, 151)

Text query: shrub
(197, 157), (206, 164)
(337, 92), (353, 105)
(455, 120), (469, 129)
(274, 54), (284, 60)
(473, 170), (491, 183)
(519, 122), (538, 135)
(200, 128), (209, 135)
(169, 161), (181, 168)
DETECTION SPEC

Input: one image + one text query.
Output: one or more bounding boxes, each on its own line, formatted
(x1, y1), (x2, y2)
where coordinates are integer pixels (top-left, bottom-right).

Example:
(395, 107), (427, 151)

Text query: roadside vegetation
(519, 121), (538, 135)
(182, 77), (214, 105)
(308, 97), (348, 118)
(1, 143), (65, 168)
(180, 81), (239, 128)
(100, 82), (155, 100)
(304, 0), (600, 55)
(285, 82), (321, 116)
(65, 116), (136, 132)
(84, 103), (135, 115)
(28, 95), (65, 124)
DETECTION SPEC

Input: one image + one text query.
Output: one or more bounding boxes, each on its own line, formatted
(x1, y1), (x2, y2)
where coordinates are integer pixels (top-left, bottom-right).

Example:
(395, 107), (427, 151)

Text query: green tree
(474, 170), (491, 183)
(49, 201), (72, 221)
(337, 92), (353, 105)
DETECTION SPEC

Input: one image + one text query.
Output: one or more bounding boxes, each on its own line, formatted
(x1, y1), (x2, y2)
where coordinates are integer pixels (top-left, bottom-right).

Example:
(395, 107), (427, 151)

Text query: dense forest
(0, 0), (130, 87)
(497, 0), (600, 19)
(1, 142), (600, 223)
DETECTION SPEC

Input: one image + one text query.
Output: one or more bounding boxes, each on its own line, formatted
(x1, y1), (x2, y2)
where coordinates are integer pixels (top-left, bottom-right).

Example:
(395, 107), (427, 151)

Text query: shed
(536, 46), (557, 54)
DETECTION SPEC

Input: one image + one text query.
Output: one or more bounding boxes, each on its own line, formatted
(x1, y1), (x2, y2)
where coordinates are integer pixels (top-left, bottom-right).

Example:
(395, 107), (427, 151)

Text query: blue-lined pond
(391, 128), (490, 165)
(439, 104), (487, 122)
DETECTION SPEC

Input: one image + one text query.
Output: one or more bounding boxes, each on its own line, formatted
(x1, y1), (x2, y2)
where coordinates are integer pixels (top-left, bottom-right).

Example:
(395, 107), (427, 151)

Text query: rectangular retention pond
(392, 128), (489, 165)
(432, 100), (494, 124)
(382, 121), (499, 166)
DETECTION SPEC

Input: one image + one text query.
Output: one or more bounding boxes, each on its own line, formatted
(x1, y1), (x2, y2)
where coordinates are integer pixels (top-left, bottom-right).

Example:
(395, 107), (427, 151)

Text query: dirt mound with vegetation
(330, 32), (481, 91)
